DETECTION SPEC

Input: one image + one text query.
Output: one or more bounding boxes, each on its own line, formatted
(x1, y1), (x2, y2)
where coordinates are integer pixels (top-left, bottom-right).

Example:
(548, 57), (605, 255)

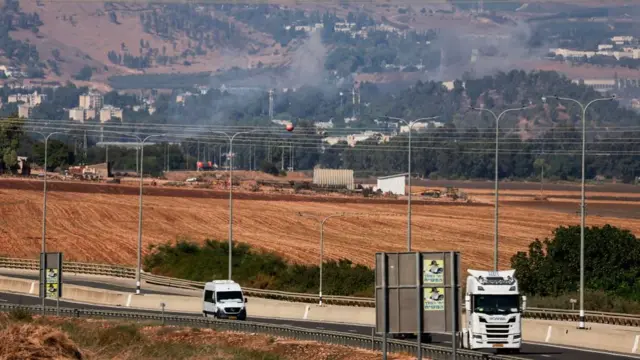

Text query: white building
(79, 92), (103, 110)
(611, 36), (634, 45)
(376, 173), (407, 195)
(8, 91), (47, 106)
(69, 107), (96, 122)
(314, 120), (334, 129)
(399, 121), (444, 133)
(99, 105), (123, 123)
(18, 104), (32, 118)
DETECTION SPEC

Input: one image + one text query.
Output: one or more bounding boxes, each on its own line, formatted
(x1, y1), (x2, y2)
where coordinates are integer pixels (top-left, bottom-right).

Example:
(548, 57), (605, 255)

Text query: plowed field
(0, 179), (638, 272)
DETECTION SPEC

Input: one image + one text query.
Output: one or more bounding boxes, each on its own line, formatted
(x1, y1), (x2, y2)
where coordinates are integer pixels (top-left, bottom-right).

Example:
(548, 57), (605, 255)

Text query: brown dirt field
(0, 179), (639, 273)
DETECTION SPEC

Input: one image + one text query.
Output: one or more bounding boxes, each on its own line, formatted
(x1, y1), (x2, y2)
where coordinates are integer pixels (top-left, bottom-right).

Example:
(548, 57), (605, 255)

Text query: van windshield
(217, 291), (243, 302)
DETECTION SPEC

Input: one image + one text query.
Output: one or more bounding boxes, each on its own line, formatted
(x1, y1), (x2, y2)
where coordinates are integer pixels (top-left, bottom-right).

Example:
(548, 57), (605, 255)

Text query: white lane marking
(303, 305), (310, 320)
(0, 298), (6, 302)
(443, 341), (451, 344)
(348, 329), (357, 333)
(126, 293), (132, 307)
(541, 355), (551, 358)
(633, 335), (640, 353)
(316, 327), (324, 330)
(29, 282), (35, 294)
(545, 325), (552, 342)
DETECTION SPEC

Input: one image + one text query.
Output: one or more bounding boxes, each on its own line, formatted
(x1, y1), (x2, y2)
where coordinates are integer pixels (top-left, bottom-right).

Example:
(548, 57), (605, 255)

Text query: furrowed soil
(0, 178), (638, 272)
(0, 312), (412, 360)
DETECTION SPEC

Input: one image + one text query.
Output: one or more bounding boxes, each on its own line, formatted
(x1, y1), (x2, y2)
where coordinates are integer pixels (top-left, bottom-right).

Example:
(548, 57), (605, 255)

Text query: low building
(99, 105), (123, 123)
(18, 104), (32, 118)
(8, 91), (47, 106)
(376, 173), (407, 195)
(69, 107), (96, 122)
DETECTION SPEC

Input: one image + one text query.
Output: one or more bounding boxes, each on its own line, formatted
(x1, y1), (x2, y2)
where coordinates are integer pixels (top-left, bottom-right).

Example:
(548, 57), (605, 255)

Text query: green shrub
(143, 238), (374, 297)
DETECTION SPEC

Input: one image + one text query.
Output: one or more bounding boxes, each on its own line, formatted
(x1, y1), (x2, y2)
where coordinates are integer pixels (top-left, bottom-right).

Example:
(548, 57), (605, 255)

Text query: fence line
(0, 304), (522, 360)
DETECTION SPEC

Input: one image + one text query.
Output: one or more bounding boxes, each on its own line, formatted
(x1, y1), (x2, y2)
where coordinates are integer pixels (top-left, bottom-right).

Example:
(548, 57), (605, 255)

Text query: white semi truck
(461, 269), (526, 354)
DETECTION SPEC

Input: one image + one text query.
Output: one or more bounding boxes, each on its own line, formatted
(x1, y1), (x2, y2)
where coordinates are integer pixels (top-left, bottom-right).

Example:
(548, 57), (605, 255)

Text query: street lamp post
(298, 212), (345, 305)
(469, 106), (528, 271)
(386, 116), (440, 252)
(542, 94), (615, 329)
(30, 131), (67, 315)
(133, 134), (166, 295)
(210, 130), (259, 280)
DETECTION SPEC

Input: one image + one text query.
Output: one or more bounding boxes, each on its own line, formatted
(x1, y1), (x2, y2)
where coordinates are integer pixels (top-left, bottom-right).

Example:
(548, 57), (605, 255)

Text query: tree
(0, 116), (24, 173)
(74, 65), (93, 81)
(260, 160), (279, 176)
(511, 225), (640, 301)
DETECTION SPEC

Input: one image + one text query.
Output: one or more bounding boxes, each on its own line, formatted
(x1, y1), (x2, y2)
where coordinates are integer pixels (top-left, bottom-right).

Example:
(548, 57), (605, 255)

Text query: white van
(202, 280), (247, 320)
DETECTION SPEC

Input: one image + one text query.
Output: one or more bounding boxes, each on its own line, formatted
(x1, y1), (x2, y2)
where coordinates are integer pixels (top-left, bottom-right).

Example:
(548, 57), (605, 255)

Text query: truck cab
(461, 269), (526, 354)
(202, 280), (248, 320)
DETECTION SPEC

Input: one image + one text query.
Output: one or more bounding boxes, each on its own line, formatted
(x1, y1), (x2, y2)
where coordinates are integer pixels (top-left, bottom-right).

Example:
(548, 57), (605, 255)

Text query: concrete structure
(8, 91), (46, 106)
(99, 105), (123, 123)
(312, 168), (354, 190)
(376, 173), (407, 195)
(572, 79), (617, 92)
(17, 104), (32, 118)
(69, 107), (96, 122)
(79, 91), (103, 110)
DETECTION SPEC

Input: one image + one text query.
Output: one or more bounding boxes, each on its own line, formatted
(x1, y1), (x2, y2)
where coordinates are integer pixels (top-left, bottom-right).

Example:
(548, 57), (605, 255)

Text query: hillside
(4, 0), (640, 89)
(2, 1), (298, 88)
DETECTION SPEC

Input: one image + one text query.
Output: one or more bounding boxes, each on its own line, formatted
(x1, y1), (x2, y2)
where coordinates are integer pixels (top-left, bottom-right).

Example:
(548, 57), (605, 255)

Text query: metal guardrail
(2, 257), (640, 326)
(0, 303), (523, 360)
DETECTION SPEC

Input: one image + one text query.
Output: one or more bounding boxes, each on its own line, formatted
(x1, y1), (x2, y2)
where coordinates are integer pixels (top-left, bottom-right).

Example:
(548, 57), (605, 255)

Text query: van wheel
(203, 312), (208, 318)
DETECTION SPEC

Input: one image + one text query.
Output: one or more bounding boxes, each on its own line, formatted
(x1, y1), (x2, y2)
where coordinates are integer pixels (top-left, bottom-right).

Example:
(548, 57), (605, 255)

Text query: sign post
(40, 252), (63, 316)
(375, 251), (460, 359)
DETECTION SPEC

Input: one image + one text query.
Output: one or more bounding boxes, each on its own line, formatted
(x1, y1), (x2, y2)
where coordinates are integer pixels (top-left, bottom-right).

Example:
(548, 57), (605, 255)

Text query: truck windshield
(217, 291), (243, 302)
(473, 295), (519, 314)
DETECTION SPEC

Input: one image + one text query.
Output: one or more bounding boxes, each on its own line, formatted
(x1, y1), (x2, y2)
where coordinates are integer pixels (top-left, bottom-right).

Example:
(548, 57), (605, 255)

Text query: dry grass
(0, 179), (639, 273)
(0, 313), (412, 360)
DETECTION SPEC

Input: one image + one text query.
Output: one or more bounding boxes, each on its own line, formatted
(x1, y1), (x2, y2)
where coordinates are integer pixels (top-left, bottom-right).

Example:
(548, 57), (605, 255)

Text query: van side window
(204, 290), (215, 303)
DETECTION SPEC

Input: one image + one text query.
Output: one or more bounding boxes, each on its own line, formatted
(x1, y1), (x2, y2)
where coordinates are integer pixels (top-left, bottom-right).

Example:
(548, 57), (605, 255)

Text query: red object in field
(197, 161), (203, 169)
(286, 123), (294, 132)
(207, 161), (212, 168)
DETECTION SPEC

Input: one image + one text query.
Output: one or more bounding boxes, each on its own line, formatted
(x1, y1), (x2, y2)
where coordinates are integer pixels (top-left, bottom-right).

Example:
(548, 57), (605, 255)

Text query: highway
(0, 291), (638, 360)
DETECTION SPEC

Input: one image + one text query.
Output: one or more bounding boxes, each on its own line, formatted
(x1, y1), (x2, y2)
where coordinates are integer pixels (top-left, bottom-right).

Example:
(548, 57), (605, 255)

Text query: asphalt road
(0, 291), (638, 360)
(0, 272), (178, 296)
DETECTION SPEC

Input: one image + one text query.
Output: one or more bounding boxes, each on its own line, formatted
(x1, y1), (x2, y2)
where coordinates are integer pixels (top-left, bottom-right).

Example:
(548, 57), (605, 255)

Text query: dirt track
(0, 179), (638, 272)
(0, 179), (488, 207)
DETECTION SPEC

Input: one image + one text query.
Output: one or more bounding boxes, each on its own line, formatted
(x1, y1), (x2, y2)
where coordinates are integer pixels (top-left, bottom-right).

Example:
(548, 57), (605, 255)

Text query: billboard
(375, 251), (460, 334)
(40, 252), (63, 299)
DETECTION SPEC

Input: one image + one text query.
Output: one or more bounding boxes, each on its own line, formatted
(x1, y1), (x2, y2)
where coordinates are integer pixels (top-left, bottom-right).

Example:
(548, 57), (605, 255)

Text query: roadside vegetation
(145, 224), (640, 314)
(144, 238), (375, 297)
(511, 224), (640, 313)
(0, 310), (406, 360)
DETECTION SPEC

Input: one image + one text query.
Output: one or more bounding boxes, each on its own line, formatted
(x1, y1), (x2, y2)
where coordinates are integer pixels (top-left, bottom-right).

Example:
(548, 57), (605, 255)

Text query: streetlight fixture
(100, 130), (165, 295)
(297, 212), (345, 305)
(209, 129), (260, 280)
(469, 105), (530, 271)
(29, 130), (67, 315)
(541, 94), (615, 330)
(386, 116), (440, 252)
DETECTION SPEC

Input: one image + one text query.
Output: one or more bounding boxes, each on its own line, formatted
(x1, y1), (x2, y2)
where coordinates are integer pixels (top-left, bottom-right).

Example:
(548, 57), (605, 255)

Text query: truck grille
(225, 307), (241, 313)
(485, 324), (509, 344)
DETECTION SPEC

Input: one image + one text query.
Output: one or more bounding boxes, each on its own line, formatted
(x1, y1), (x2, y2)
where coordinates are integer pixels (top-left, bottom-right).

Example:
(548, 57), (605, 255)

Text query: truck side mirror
(465, 295), (471, 311)
(521, 295), (527, 312)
